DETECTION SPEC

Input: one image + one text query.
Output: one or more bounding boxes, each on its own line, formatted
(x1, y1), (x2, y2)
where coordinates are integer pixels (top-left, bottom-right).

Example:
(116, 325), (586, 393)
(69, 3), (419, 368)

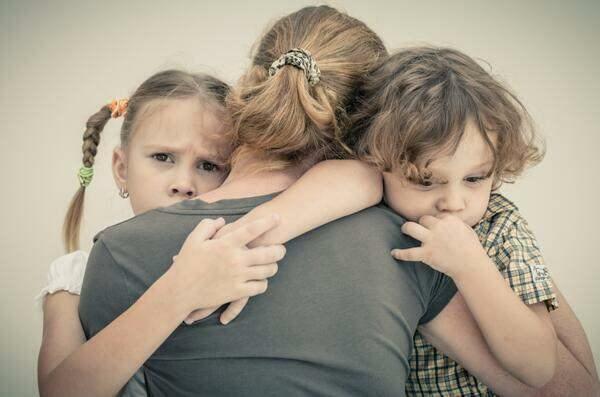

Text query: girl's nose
(169, 185), (196, 198)
(168, 173), (196, 198)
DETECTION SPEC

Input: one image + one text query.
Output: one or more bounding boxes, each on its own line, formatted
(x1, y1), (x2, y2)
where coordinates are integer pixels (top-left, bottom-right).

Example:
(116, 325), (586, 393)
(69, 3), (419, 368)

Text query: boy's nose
(437, 190), (466, 213)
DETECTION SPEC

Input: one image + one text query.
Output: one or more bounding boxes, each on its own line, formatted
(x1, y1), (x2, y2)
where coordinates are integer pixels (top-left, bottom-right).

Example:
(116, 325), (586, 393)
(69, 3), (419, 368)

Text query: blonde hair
(63, 70), (231, 252)
(351, 46), (544, 188)
(226, 5), (387, 171)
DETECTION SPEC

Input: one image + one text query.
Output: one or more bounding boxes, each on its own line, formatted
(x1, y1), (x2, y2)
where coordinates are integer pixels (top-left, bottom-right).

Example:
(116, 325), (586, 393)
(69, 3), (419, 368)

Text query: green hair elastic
(78, 166), (94, 187)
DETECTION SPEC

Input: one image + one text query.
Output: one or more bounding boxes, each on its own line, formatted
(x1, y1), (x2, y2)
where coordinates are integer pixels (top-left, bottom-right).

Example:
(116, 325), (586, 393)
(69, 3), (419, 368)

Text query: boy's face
(112, 97), (230, 215)
(383, 121), (495, 227)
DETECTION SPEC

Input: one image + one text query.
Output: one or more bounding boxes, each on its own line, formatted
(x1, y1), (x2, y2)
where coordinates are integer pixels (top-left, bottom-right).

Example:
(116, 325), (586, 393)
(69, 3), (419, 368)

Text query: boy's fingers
(220, 298), (249, 325)
(391, 247), (423, 262)
(224, 214), (280, 247)
(183, 305), (220, 325)
(400, 222), (429, 242)
(419, 215), (439, 229)
(242, 245), (286, 266)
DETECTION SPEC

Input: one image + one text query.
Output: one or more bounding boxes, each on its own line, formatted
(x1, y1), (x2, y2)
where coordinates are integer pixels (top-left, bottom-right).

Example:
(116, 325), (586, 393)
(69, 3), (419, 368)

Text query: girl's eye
(419, 180), (433, 187)
(198, 161), (218, 172)
(152, 153), (173, 163)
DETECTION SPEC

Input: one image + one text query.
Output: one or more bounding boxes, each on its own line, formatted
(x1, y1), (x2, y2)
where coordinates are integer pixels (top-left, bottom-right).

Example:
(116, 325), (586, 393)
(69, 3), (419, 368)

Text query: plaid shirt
(406, 193), (558, 396)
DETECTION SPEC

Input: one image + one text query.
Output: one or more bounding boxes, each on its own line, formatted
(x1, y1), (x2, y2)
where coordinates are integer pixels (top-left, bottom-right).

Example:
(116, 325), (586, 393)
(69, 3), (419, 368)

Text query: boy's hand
(391, 214), (488, 278)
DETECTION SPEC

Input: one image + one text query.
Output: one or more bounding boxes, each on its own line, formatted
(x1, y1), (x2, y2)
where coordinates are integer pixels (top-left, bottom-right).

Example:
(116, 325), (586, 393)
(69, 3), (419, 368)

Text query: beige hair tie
(108, 98), (129, 118)
(269, 48), (321, 86)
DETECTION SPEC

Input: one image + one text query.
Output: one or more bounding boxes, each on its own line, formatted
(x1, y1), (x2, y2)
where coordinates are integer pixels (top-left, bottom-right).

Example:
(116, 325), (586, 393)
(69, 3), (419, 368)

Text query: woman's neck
(197, 150), (312, 203)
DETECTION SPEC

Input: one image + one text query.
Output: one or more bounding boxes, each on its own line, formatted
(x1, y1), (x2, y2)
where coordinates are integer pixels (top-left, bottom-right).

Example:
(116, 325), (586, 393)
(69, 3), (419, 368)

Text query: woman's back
(79, 195), (456, 396)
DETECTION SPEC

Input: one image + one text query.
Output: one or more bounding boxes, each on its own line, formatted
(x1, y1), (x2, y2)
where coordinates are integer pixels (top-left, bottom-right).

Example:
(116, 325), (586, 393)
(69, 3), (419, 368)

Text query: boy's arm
(450, 255), (557, 387)
(550, 282), (598, 377)
(395, 215), (557, 387)
(421, 292), (600, 396)
(216, 159), (383, 246)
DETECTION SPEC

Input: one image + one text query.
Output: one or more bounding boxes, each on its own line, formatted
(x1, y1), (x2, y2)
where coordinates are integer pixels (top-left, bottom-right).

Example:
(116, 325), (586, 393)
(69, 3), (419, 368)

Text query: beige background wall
(1, 0), (598, 395)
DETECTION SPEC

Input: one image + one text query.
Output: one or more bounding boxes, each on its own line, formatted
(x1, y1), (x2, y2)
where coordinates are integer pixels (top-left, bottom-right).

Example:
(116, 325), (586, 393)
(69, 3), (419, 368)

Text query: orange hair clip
(108, 98), (129, 118)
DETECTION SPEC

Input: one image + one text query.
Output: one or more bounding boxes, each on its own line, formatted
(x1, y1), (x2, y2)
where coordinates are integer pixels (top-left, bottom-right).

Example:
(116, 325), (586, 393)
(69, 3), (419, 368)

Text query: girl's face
(112, 97), (230, 215)
(383, 121), (495, 227)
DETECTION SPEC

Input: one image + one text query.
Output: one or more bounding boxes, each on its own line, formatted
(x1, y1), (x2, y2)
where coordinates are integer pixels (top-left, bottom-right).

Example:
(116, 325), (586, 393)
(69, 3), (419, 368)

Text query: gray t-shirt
(79, 194), (457, 396)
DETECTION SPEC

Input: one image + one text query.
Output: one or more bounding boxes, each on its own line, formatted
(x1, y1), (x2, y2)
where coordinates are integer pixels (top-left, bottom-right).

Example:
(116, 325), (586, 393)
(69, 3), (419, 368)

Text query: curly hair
(350, 46), (544, 188)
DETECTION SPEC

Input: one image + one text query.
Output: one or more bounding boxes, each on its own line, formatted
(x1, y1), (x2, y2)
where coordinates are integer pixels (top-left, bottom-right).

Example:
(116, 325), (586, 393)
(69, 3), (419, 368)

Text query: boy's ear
(112, 146), (128, 189)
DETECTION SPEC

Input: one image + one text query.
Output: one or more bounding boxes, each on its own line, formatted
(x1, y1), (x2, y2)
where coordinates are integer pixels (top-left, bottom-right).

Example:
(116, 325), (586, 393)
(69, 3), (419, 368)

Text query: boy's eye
(419, 180), (433, 187)
(465, 176), (487, 183)
(198, 161), (218, 172)
(152, 153), (173, 163)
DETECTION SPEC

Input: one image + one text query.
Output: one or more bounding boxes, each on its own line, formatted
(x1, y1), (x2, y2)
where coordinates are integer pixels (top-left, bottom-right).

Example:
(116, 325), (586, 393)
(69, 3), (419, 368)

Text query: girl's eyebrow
(143, 144), (183, 152)
(143, 143), (225, 163)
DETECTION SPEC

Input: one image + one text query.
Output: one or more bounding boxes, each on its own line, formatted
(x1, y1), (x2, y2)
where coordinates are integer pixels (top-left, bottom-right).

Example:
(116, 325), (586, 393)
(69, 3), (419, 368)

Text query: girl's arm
(38, 293), (86, 385)
(216, 159), (383, 246)
(38, 217), (284, 397)
(185, 160), (382, 325)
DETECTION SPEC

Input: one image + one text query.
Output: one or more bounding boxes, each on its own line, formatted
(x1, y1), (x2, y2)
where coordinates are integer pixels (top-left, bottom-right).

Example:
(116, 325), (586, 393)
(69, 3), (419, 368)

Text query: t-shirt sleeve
(490, 217), (558, 311)
(79, 237), (133, 339)
(418, 270), (458, 324)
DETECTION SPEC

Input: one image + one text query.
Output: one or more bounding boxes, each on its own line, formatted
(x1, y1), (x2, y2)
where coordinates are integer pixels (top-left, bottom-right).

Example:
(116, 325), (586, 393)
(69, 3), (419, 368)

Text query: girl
(351, 46), (598, 395)
(37, 68), (382, 396)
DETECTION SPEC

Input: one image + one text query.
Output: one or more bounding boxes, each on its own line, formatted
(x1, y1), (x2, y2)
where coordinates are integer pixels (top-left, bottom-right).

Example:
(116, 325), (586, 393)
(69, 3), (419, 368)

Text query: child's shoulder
(486, 192), (519, 217)
(483, 193), (528, 228)
(479, 193), (534, 248)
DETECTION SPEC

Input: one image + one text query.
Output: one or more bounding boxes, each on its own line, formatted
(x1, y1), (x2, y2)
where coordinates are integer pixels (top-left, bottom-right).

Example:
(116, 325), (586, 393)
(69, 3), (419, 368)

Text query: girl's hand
(184, 215), (280, 326)
(391, 214), (488, 279)
(166, 215), (286, 318)
(184, 298), (248, 326)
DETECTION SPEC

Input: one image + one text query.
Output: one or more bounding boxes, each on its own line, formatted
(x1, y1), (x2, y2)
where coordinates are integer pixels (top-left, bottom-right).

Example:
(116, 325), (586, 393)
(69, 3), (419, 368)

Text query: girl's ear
(112, 146), (128, 189)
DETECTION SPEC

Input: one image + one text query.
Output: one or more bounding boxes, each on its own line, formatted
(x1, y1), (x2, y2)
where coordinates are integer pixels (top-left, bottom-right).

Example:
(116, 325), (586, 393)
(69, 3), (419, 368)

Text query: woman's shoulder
(310, 203), (415, 249)
(93, 207), (179, 244)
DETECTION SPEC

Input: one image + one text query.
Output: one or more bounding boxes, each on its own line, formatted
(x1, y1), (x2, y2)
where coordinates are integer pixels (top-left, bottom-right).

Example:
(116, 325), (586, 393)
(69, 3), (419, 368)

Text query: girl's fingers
(391, 247), (424, 262)
(242, 245), (286, 267)
(184, 218), (226, 245)
(419, 215), (439, 229)
(244, 280), (269, 297)
(223, 214), (280, 247)
(246, 263), (279, 280)
(183, 305), (220, 325)
(220, 297), (249, 325)
(400, 221), (430, 242)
